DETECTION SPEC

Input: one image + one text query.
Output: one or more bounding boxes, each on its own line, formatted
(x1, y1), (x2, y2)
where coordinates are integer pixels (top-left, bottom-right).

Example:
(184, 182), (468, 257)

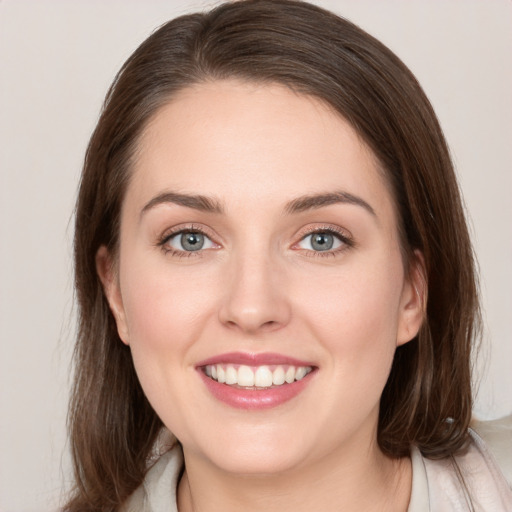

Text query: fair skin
(97, 80), (425, 512)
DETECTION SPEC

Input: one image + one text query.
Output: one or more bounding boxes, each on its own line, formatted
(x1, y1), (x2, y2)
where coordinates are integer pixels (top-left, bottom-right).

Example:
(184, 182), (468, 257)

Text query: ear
(96, 245), (130, 345)
(396, 249), (427, 347)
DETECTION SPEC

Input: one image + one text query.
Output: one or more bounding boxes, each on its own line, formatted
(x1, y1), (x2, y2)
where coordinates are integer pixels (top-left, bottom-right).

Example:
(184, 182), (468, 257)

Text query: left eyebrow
(140, 191), (224, 218)
(284, 191), (376, 217)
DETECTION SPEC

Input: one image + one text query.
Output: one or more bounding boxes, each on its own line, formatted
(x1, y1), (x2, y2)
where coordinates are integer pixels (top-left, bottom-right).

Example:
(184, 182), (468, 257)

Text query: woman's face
(98, 80), (424, 475)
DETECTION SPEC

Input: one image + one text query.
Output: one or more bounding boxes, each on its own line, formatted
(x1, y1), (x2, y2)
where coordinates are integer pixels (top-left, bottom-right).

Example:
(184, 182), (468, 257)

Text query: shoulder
(410, 417), (512, 511)
(471, 414), (512, 487)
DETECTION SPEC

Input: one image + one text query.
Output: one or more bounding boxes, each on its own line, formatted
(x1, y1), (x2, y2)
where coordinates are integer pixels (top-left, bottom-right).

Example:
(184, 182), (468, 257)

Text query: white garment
(408, 417), (512, 511)
(122, 416), (512, 511)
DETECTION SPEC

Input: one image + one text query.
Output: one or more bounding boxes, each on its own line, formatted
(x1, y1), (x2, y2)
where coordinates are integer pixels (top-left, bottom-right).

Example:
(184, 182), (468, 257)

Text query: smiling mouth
(202, 364), (313, 388)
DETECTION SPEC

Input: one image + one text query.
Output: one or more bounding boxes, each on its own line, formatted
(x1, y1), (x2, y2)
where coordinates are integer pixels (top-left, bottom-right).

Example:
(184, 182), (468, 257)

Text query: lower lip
(198, 370), (315, 410)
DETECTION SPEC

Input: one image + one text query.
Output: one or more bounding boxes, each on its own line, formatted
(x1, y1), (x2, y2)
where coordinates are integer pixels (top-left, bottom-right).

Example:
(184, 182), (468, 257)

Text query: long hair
(65, 1), (480, 509)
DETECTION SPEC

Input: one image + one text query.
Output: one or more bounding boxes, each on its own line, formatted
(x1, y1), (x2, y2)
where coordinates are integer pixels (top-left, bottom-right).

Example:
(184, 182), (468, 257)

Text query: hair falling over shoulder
(64, 1), (481, 510)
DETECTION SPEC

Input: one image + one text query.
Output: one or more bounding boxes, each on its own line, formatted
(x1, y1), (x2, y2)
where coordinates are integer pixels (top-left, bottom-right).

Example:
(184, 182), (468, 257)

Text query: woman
(65, 1), (512, 510)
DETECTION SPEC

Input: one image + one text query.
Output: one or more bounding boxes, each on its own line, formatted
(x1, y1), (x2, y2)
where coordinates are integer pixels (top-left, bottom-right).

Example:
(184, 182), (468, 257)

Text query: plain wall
(1, 1), (510, 510)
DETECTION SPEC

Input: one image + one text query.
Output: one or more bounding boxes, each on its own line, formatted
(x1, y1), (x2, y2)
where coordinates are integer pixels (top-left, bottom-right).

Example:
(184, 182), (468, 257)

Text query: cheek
(118, 256), (219, 428)
(120, 256), (218, 350)
(297, 254), (404, 374)
(117, 256), (222, 425)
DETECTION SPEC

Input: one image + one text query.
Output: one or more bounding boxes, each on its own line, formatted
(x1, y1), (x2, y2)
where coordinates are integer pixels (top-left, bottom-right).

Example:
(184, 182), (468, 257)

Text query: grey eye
(297, 231), (343, 252)
(166, 231), (216, 252)
(310, 233), (334, 251)
(180, 232), (205, 251)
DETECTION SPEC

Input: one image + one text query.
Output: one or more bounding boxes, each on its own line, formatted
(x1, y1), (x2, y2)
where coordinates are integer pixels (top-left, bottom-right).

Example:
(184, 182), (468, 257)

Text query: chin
(179, 421), (314, 475)
(210, 442), (308, 476)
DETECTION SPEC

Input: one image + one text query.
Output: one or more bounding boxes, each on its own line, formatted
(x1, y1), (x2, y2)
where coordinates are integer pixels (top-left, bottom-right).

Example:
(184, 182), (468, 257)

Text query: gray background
(1, 1), (511, 510)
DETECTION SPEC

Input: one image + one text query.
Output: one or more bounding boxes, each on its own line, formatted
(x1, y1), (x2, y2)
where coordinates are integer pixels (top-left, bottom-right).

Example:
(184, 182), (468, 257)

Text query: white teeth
(205, 364), (312, 387)
(238, 365), (255, 387)
(225, 365), (237, 385)
(272, 366), (285, 385)
(295, 366), (308, 380)
(254, 366), (273, 387)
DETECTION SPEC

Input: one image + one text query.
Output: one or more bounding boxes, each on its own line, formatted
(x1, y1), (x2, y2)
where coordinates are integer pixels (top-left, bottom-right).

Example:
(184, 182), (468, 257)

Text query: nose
(218, 251), (291, 334)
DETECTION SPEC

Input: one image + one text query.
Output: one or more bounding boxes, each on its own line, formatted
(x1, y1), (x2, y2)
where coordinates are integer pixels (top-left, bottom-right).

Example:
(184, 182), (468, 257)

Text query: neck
(177, 438), (411, 512)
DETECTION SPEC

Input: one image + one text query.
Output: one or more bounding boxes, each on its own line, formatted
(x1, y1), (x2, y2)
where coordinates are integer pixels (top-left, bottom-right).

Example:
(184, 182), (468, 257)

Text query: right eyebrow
(284, 191), (376, 217)
(140, 191), (224, 219)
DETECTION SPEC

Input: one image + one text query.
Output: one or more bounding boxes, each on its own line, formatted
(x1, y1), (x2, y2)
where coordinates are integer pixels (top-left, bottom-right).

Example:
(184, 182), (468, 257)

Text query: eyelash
(293, 225), (354, 258)
(157, 224), (354, 258)
(157, 224), (216, 259)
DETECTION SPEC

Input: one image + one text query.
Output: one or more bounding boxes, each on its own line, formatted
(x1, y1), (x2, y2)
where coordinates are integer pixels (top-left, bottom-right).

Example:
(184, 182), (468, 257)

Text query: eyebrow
(140, 190), (376, 218)
(141, 191), (224, 217)
(285, 191), (376, 217)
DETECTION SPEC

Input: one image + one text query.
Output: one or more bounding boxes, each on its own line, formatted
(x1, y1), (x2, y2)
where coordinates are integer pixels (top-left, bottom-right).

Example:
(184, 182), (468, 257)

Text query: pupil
(181, 232), (204, 251)
(312, 233), (333, 251)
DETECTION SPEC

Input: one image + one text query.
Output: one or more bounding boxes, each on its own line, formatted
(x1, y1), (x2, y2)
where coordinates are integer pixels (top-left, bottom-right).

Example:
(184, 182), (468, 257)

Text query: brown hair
(65, 0), (480, 509)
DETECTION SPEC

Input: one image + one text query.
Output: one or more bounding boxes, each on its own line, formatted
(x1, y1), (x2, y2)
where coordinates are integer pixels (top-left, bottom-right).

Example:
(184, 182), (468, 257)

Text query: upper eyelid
(295, 224), (353, 240)
(158, 223), (217, 244)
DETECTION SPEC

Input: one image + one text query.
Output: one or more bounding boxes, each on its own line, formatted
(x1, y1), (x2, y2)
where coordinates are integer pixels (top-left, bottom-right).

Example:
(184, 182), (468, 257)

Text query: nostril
(222, 317), (282, 334)
(218, 281), (292, 333)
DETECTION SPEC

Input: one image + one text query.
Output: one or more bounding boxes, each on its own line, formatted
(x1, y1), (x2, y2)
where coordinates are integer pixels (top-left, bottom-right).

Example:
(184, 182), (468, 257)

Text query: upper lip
(196, 352), (315, 368)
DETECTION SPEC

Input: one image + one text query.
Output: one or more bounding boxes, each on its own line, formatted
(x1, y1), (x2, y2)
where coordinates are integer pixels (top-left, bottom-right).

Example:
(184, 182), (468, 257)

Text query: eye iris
(311, 233), (333, 251)
(181, 232), (204, 251)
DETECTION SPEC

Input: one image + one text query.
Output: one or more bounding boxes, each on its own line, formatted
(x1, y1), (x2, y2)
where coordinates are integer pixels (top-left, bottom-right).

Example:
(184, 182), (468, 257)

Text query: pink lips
(196, 352), (316, 410)
(196, 352), (314, 367)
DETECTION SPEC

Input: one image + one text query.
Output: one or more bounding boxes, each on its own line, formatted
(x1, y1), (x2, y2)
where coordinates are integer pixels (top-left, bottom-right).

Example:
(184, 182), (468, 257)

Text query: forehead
(127, 79), (394, 220)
